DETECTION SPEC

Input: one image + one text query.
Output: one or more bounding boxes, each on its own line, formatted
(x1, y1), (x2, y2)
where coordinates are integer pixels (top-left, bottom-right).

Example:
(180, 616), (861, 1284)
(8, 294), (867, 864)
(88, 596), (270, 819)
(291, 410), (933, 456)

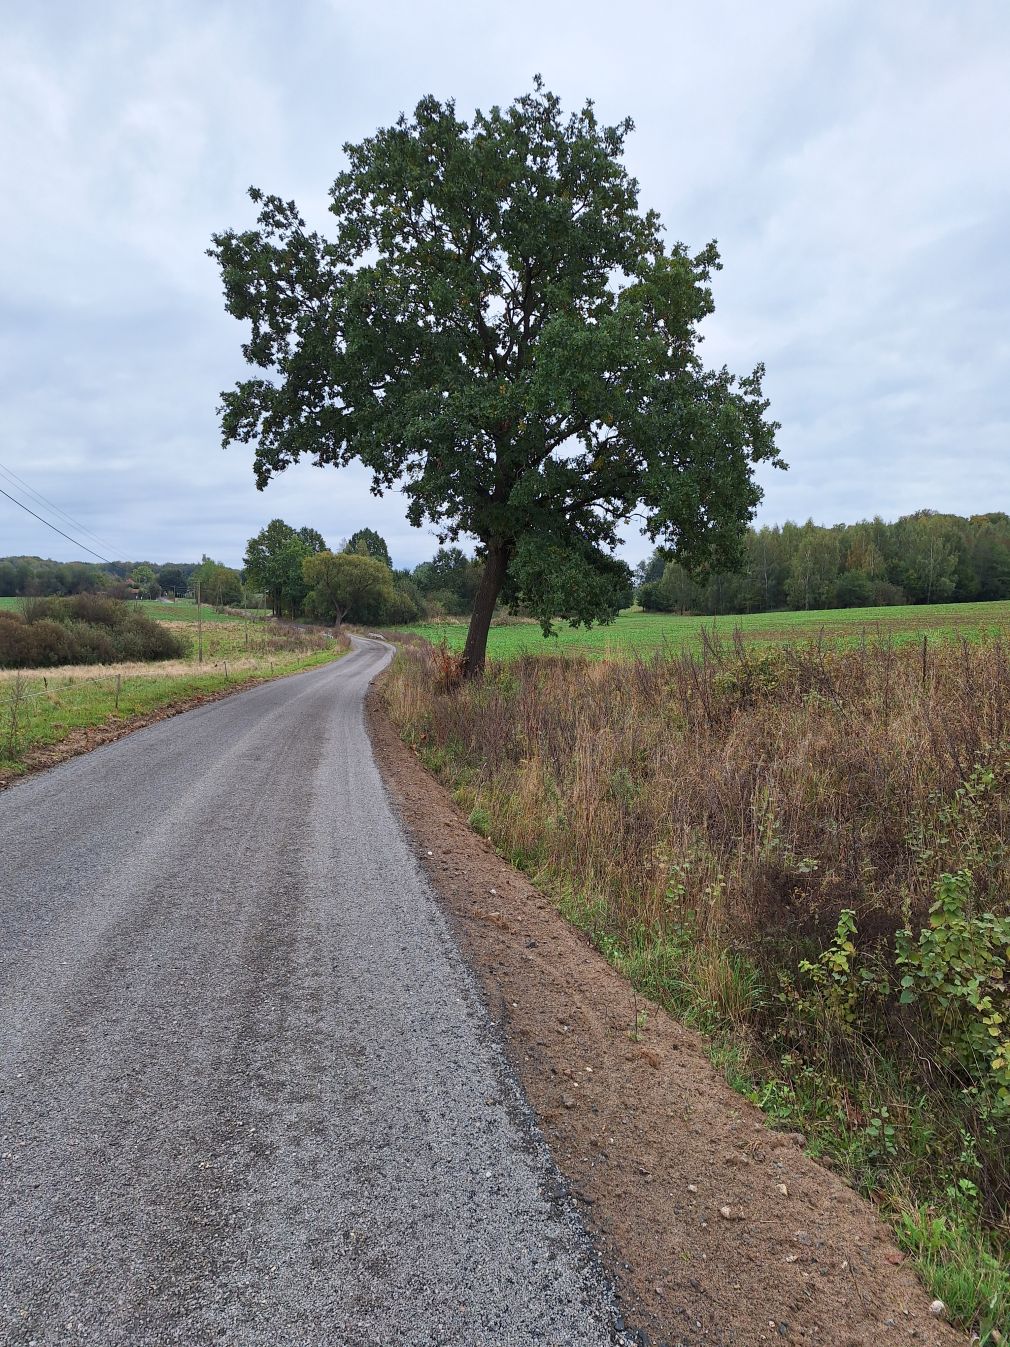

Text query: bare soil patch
(367, 682), (968, 1347)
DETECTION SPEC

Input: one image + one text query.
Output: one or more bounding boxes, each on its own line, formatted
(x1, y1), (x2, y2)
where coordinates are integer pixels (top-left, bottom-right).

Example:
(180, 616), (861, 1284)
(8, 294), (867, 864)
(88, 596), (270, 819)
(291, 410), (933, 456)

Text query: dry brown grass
(386, 634), (1010, 950)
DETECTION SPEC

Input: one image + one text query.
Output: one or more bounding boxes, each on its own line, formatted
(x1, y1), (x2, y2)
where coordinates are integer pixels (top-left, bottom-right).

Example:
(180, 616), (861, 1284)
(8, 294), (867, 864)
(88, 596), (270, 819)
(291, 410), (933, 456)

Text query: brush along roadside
(377, 633), (1010, 1343)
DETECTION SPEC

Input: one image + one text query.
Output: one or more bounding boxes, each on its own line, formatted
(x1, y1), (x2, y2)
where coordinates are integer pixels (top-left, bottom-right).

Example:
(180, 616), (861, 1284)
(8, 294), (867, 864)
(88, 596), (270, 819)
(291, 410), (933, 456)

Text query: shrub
(0, 601), (186, 668)
(0, 615), (74, 666)
(896, 872), (1010, 1113)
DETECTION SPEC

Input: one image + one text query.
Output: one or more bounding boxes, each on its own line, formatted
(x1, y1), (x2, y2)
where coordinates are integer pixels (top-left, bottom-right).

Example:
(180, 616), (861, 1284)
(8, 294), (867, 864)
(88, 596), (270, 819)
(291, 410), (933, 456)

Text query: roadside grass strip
(383, 636), (1010, 1341)
(1, 636), (344, 775)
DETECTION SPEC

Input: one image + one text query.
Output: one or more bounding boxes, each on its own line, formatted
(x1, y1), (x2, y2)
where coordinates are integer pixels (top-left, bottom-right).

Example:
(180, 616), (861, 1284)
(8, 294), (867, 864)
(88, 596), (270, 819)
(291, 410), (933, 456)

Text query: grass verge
(1, 626), (346, 778)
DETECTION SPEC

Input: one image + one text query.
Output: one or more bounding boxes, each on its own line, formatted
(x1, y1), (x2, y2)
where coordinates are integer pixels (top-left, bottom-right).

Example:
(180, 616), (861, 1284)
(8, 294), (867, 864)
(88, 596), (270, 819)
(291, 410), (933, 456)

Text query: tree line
(242, 520), (484, 625)
(636, 511), (1010, 615)
(8, 508), (1007, 627)
(0, 556), (246, 604)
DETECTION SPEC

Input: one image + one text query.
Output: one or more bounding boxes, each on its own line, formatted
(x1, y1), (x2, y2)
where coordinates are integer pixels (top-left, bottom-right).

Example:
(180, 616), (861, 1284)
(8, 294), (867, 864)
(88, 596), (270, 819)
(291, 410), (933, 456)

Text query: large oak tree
(211, 81), (782, 674)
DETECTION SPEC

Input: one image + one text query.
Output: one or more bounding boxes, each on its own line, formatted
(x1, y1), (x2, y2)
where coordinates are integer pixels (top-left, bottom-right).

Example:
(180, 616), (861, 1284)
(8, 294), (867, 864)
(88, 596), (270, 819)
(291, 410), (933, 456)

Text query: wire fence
(0, 651), (316, 764)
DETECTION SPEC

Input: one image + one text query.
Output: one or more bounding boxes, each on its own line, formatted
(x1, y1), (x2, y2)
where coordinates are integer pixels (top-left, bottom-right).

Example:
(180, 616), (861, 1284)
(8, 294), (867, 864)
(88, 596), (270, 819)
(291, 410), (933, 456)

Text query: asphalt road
(0, 639), (624, 1347)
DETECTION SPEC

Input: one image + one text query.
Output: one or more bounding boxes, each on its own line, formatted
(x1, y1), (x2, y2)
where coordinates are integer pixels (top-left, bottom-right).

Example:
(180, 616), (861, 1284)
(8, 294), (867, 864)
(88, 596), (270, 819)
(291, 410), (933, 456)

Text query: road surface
(0, 639), (623, 1346)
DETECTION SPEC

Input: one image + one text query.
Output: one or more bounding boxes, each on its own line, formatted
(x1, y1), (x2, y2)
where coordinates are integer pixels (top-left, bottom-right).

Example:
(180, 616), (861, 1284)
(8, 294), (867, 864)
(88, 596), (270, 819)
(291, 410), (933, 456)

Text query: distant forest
(0, 557), (201, 600)
(636, 511), (1010, 615)
(4, 510), (1010, 619)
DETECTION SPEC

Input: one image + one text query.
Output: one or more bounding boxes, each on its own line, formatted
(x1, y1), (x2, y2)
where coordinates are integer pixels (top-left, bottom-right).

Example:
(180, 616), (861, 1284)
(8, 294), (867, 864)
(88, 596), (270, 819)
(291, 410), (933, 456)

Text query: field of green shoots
(397, 599), (1010, 659)
(0, 597), (267, 623)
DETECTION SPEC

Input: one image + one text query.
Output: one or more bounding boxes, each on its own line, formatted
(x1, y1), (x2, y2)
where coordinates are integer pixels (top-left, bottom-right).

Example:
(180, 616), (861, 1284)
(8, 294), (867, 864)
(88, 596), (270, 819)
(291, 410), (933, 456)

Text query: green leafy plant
(896, 871), (1010, 1112)
(795, 909), (888, 1028)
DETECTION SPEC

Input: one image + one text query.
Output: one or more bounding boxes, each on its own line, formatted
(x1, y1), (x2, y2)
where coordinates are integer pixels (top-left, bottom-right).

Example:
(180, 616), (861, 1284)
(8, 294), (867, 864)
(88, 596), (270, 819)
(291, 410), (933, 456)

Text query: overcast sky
(1, 1), (1007, 569)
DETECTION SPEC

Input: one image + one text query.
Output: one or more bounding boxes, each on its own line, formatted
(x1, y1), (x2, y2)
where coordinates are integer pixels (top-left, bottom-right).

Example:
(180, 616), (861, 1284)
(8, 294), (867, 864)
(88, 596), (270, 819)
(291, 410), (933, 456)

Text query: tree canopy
(303, 551), (395, 626)
(343, 528), (392, 567)
(243, 519), (327, 616)
(211, 80), (782, 673)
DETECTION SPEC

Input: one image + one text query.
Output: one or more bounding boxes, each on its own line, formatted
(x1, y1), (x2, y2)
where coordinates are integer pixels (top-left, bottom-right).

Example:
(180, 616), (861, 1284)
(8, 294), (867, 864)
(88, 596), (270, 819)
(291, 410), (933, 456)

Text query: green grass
(141, 600), (269, 623)
(396, 598), (1010, 660)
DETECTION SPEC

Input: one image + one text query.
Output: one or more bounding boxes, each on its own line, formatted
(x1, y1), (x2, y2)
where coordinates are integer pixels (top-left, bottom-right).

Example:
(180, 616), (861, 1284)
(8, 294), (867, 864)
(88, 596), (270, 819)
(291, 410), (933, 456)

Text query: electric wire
(0, 485), (112, 563)
(0, 458), (125, 559)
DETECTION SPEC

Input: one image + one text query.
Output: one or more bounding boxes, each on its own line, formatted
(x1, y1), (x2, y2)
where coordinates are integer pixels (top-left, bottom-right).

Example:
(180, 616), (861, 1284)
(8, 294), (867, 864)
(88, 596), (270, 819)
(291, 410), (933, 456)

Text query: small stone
(929, 1300), (945, 1318)
(777, 1183), (789, 1197)
(687, 1183), (698, 1193)
(561, 1094), (576, 1109)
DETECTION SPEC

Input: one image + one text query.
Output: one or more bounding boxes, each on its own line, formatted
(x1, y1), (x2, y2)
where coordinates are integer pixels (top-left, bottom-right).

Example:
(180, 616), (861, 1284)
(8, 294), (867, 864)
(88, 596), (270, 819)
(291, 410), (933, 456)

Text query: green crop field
(0, 597), (268, 623)
(394, 598), (1010, 660)
(143, 600), (269, 624)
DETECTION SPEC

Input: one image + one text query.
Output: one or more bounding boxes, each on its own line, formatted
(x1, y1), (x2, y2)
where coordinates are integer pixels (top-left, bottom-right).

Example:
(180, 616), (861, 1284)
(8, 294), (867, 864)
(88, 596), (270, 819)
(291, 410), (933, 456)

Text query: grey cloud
(0, 0), (1007, 569)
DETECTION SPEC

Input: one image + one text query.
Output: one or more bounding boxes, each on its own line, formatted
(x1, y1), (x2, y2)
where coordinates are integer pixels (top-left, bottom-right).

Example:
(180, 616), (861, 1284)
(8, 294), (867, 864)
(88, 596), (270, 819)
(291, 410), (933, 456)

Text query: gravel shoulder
(367, 677), (970, 1347)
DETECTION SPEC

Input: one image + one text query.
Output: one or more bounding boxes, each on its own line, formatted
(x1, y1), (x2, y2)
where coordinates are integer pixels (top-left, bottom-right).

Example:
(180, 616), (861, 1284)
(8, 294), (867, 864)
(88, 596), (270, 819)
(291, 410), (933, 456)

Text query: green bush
(0, 599), (187, 668)
(896, 872), (1010, 1113)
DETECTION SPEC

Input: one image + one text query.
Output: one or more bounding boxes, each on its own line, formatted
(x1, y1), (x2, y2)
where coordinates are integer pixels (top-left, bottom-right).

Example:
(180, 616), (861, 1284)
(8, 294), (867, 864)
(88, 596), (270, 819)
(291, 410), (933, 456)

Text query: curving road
(0, 639), (623, 1347)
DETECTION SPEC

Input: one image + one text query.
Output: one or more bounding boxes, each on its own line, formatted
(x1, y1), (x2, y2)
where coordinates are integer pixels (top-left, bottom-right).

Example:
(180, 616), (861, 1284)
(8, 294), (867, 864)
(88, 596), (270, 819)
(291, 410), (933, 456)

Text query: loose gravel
(0, 639), (624, 1347)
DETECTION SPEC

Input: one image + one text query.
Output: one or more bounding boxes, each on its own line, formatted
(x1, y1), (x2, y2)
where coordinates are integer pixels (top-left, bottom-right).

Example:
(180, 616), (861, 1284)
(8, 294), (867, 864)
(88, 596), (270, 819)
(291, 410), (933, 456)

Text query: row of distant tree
(6, 510), (1010, 623)
(636, 511), (1010, 615)
(0, 525), (485, 626)
(0, 556), (241, 603)
(241, 520), (483, 624)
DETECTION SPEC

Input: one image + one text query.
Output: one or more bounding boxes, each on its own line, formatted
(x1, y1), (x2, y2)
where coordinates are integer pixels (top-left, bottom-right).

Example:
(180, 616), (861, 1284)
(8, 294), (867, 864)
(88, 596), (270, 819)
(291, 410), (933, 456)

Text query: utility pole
(196, 582), (204, 664)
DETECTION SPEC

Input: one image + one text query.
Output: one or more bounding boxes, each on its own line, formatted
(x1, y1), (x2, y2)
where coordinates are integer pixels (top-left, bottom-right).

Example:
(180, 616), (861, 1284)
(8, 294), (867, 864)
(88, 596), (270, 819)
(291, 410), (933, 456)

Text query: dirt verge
(366, 682), (968, 1347)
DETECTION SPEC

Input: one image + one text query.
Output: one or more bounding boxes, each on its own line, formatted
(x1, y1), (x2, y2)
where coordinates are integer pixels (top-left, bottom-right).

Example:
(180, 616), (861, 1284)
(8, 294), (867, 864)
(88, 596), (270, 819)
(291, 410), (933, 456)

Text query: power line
(0, 458), (125, 558)
(0, 485), (112, 563)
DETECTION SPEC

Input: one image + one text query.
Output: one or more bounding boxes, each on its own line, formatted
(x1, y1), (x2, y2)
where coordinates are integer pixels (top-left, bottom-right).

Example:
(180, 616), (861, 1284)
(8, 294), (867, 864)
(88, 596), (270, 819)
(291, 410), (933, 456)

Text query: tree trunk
(460, 542), (510, 678)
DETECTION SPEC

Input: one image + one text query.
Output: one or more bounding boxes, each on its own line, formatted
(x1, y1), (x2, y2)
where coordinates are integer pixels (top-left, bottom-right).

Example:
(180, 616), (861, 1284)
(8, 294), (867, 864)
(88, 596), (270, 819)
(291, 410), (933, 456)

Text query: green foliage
(633, 509), (1010, 618)
(711, 648), (782, 703)
(506, 534), (632, 635)
(243, 519), (327, 616)
(211, 79), (780, 672)
(896, 872), (1010, 1112)
(131, 563), (160, 599)
(191, 556), (243, 607)
(790, 910), (889, 1029)
(0, 596), (186, 668)
(343, 528), (391, 567)
(0, 556), (115, 598)
(303, 550), (395, 625)
(412, 547), (483, 617)
(156, 565), (187, 597)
